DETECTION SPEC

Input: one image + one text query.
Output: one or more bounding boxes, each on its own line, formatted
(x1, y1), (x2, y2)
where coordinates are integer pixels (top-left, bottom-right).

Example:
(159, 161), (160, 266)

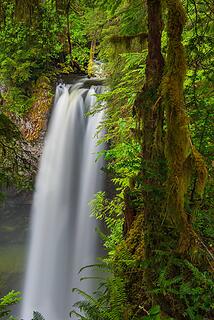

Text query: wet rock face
(0, 79), (52, 188)
(20, 76), (53, 143)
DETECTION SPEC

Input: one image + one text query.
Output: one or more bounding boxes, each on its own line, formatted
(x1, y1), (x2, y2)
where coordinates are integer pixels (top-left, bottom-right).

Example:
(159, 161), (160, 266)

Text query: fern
(153, 254), (214, 319)
(0, 291), (21, 319)
(70, 264), (129, 320)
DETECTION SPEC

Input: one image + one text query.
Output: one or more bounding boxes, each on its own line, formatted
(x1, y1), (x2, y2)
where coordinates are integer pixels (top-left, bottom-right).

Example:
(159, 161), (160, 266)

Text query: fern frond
(80, 276), (104, 282)
(79, 263), (109, 273)
(72, 288), (97, 303)
(69, 309), (87, 319)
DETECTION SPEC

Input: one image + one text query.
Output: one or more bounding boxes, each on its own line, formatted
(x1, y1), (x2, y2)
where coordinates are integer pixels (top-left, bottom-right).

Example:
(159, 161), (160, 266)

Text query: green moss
(125, 214), (144, 260)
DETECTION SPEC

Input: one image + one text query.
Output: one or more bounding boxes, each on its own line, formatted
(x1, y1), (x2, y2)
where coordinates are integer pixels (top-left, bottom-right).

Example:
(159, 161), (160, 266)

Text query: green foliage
(0, 1), (61, 114)
(89, 51), (146, 262)
(184, 0), (213, 161)
(68, 12), (89, 66)
(93, 52), (145, 204)
(0, 0), (90, 115)
(0, 0), (91, 189)
(0, 292), (46, 319)
(143, 306), (162, 320)
(182, 0), (214, 262)
(117, 0), (147, 36)
(152, 255), (214, 320)
(0, 290), (21, 319)
(90, 191), (124, 257)
(73, 1), (213, 319)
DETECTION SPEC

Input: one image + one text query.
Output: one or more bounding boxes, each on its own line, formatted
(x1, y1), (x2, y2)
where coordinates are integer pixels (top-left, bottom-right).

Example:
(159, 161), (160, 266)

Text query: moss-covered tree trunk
(124, 0), (166, 314)
(131, 0), (165, 281)
(162, 0), (207, 256)
(142, 0), (165, 261)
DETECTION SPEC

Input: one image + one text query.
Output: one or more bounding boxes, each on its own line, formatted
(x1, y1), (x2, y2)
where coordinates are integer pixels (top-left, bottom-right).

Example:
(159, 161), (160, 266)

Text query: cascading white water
(21, 80), (104, 320)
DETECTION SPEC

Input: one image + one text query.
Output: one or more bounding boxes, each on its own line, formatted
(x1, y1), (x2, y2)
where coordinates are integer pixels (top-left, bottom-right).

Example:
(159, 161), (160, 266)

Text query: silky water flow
(21, 81), (104, 320)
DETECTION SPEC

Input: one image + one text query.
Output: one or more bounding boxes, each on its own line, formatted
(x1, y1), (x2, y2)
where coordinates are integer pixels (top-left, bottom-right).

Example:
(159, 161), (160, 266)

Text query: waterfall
(21, 80), (104, 320)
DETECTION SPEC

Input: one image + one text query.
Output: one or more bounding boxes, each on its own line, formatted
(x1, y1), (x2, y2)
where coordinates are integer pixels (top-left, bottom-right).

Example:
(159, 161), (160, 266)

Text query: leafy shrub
(0, 290), (21, 319)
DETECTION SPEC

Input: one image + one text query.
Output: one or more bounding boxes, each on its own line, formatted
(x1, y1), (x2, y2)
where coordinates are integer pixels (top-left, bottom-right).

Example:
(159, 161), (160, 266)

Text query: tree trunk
(142, 0), (165, 255)
(124, 0), (165, 313)
(66, 2), (73, 66)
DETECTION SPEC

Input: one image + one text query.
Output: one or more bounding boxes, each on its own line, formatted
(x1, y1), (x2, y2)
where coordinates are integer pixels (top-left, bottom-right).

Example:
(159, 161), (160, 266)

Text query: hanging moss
(110, 32), (147, 54)
(110, 32), (147, 46)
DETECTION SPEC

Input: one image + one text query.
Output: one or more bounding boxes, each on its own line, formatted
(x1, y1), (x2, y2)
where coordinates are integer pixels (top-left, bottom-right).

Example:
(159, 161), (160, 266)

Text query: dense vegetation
(0, 0), (213, 319)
